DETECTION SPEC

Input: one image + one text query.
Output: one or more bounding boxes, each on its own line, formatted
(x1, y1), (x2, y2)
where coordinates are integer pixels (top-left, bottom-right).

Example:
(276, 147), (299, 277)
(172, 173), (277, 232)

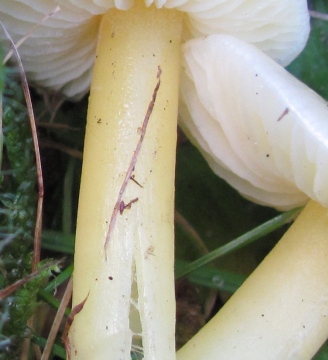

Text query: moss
(0, 69), (37, 358)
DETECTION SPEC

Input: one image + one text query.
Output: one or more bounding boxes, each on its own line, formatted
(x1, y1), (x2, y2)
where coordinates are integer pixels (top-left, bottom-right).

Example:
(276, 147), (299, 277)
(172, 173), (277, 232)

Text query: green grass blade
(175, 207), (300, 279)
(176, 259), (246, 292)
(42, 230), (74, 254)
(32, 336), (66, 359)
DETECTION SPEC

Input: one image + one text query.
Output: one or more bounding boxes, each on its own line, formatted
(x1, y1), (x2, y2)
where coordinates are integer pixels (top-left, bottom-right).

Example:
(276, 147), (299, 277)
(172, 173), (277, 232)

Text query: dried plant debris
(0, 68), (38, 357)
(0, 260), (61, 359)
(175, 279), (206, 350)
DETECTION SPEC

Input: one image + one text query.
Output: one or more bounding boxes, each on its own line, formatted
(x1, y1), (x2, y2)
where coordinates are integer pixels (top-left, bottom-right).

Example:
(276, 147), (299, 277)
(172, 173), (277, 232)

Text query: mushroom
(179, 34), (328, 210)
(177, 201), (328, 360)
(177, 34), (328, 359)
(0, 1), (309, 359)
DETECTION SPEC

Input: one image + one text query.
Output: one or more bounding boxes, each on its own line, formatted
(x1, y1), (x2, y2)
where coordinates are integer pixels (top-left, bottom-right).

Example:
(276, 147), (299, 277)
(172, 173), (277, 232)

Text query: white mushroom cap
(0, 0), (309, 98)
(179, 34), (328, 210)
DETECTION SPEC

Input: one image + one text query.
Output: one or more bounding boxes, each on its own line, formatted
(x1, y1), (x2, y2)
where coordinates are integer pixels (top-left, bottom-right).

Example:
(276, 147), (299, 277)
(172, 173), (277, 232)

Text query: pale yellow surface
(178, 200), (328, 360)
(69, 3), (182, 359)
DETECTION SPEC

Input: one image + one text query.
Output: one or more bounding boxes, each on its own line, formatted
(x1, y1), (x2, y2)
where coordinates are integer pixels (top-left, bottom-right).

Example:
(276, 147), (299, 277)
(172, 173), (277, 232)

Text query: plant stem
(177, 200), (328, 359)
(69, 3), (182, 359)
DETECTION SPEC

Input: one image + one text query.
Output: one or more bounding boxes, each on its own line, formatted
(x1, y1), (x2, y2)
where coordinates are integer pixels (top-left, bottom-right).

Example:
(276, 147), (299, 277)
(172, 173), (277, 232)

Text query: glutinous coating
(180, 34), (328, 210)
(0, 0), (309, 98)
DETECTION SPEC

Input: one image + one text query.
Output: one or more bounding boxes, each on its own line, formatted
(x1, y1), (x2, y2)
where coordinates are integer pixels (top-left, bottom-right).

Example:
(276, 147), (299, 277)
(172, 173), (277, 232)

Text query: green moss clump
(0, 68), (37, 358)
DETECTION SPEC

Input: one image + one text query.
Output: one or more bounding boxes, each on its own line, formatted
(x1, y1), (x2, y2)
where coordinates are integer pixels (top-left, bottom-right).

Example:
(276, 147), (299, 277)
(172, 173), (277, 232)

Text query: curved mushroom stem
(177, 200), (328, 360)
(69, 3), (182, 359)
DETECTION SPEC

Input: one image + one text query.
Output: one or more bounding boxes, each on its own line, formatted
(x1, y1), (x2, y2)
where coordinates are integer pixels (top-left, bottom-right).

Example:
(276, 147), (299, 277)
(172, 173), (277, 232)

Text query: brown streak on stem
(119, 197), (139, 215)
(130, 175), (143, 188)
(277, 107), (289, 122)
(104, 66), (162, 257)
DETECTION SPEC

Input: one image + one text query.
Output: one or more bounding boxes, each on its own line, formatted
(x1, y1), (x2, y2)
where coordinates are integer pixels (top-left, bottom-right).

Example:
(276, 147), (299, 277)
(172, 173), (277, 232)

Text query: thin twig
(174, 210), (209, 255)
(41, 277), (73, 360)
(40, 139), (83, 159)
(2, 6), (60, 65)
(309, 10), (328, 21)
(174, 211), (218, 319)
(0, 259), (63, 300)
(0, 22), (44, 271)
(104, 66), (162, 256)
(38, 122), (80, 132)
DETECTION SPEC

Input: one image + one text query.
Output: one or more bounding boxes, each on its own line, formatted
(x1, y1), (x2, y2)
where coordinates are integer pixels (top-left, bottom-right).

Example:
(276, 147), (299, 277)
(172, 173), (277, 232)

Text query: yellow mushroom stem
(69, 2), (182, 359)
(177, 200), (328, 360)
